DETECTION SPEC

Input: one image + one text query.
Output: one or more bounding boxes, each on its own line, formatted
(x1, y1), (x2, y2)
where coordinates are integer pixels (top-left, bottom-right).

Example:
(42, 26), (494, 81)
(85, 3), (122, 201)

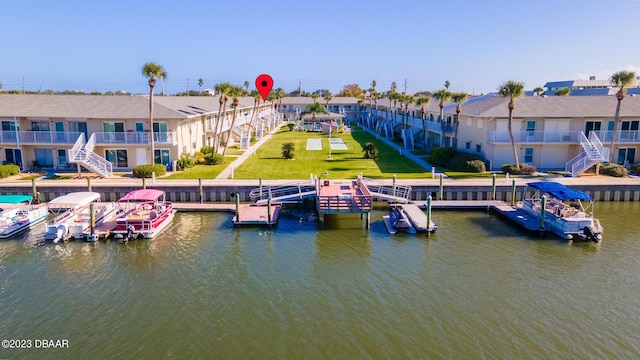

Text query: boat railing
(49, 209), (74, 225)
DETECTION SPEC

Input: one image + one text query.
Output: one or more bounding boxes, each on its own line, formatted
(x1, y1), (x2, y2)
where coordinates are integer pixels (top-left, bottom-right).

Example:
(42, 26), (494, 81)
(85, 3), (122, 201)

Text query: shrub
(601, 163), (628, 177)
(0, 164), (20, 179)
(446, 152), (486, 173)
(282, 142), (295, 159)
(204, 153), (225, 165)
(630, 163), (640, 175)
(286, 122), (295, 131)
(201, 146), (213, 155)
(176, 153), (196, 170)
(501, 163), (537, 175)
(429, 147), (456, 166)
(132, 164), (166, 178)
(362, 142), (379, 159)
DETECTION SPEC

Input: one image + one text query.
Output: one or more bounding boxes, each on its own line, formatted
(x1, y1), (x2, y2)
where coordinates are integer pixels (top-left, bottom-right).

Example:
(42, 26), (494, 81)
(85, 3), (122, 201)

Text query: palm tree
(390, 82), (398, 121)
(444, 80), (450, 90)
(244, 80), (250, 92)
(312, 94), (319, 103)
(323, 94), (332, 111)
(213, 82), (233, 153)
(497, 80), (525, 169)
(534, 87), (544, 96)
(275, 88), (286, 112)
(609, 70), (637, 162)
(555, 87), (570, 96)
(450, 92), (468, 148)
(415, 96), (430, 150)
(403, 94), (415, 130)
(198, 78), (204, 93)
(433, 89), (451, 122)
(141, 62), (168, 166)
(221, 85), (244, 156)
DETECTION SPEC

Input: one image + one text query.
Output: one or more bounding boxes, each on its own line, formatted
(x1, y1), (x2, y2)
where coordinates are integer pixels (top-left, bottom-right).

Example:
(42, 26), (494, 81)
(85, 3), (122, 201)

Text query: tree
(387, 82), (398, 119)
(275, 88), (286, 111)
(198, 78), (204, 92)
(142, 62), (168, 166)
(221, 85), (244, 156)
(450, 92), (468, 148)
(497, 80), (525, 169)
(433, 89), (451, 122)
(281, 142), (295, 159)
(444, 80), (450, 90)
(213, 82), (233, 153)
(339, 83), (365, 98)
(415, 96), (430, 149)
(312, 93), (319, 103)
(362, 142), (379, 159)
(244, 80), (250, 92)
(534, 87), (544, 96)
(555, 87), (570, 96)
(402, 94), (415, 130)
(609, 70), (637, 162)
(323, 94), (332, 110)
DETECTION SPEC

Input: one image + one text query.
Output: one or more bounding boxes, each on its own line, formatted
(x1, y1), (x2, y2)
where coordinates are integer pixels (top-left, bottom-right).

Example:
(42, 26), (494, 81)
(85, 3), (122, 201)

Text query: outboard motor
(584, 225), (602, 243)
(125, 225), (137, 242)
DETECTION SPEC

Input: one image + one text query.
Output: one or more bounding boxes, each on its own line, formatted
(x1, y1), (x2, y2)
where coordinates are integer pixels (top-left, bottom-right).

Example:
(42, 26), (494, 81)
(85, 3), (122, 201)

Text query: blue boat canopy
(0, 194), (33, 204)
(527, 182), (592, 201)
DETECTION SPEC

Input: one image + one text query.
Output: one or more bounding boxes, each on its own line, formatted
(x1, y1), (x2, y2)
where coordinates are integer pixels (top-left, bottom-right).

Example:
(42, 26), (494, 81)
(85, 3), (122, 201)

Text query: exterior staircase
(68, 133), (113, 178)
(565, 132), (609, 177)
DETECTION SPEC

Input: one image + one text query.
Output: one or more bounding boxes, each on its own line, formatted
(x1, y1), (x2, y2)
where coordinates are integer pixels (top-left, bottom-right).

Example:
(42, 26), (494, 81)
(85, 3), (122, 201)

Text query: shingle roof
(450, 95), (640, 118)
(280, 96), (362, 105)
(0, 94), (259, 119)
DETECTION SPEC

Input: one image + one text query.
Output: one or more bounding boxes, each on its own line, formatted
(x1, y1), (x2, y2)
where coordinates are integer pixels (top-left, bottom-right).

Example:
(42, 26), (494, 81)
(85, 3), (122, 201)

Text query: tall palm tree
(275, 88), (286, 112)
(323, 94), (332, 111)
(555, 87), (571, 96)
(415, 96), (430, 150)
(497, 80), (525, 169)
(433, 89), (451, 122)
(444, 80), (450, 90)
(198, 78), (204, 93)
(450, 92), (468, 148)
(244, 80), (250, 92)
(142, 62), (168, 166)
(312, 94), (319, 103)
(403, 94), (415, 130)
(221, 85), (244, 156)
(213, 82), (233, 153)
(609, 70), (637, 162)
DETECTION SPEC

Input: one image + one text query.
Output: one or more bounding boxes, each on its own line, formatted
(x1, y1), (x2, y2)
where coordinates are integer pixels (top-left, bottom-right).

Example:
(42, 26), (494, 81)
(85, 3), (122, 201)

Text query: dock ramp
(250, 180), (316, 206)
(361, 177), (412, 203)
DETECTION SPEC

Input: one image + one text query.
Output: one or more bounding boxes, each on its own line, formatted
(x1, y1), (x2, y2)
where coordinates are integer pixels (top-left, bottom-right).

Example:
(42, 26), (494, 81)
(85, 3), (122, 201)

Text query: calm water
(1, 202), (640, 359)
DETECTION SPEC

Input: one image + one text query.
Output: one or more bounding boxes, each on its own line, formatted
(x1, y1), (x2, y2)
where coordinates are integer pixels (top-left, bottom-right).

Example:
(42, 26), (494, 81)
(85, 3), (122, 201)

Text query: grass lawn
(233, 128), (432, 180)
(163, 158), (234, 179)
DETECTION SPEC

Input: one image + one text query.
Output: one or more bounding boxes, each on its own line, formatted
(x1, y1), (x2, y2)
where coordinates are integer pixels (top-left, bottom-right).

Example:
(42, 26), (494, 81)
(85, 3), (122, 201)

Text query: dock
(232, 204), (281, 227)
(398, 204), (437, 232)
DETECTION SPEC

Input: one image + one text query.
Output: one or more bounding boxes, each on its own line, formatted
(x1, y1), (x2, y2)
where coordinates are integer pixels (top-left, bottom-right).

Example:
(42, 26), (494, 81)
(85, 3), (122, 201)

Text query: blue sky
(2, 0), (639, 95)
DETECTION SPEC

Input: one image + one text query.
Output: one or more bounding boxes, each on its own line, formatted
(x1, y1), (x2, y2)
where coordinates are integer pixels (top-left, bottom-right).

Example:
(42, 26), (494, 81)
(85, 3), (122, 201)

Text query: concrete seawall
(2, 177), (638, 203)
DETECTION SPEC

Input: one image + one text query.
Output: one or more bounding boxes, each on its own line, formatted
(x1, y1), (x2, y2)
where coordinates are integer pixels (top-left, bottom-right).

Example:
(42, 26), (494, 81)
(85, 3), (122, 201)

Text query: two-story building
(0, 94), (279, 176)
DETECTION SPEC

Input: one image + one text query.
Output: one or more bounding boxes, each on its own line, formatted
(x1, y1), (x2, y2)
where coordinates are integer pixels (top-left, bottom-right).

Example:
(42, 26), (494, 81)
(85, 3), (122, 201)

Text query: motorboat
(519, 182), (603, 243)
(111, 189), (176, 241)
(44, 192), (118, 242)
(0, 195), (48, 239)
(383, 207), (417, 234)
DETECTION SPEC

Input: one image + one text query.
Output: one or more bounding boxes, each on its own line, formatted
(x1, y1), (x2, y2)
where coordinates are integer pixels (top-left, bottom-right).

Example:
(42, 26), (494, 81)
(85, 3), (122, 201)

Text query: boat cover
(119, 189), (165, 202)
(527, 182), (592, 201)
(47, 192), (101, 207)
(0, 195), (33, 204)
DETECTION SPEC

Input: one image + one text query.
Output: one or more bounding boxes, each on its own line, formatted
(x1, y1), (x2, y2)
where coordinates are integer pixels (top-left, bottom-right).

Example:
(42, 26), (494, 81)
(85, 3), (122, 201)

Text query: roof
(527, 182), (592, 201)
(280, 96), (362, 105)
(0, 194), (33, 204)
(119, 189), (165, 202)
(0, 94), (261, 119)
(449, 95), (640, 118)
(47, 192), (102, 208)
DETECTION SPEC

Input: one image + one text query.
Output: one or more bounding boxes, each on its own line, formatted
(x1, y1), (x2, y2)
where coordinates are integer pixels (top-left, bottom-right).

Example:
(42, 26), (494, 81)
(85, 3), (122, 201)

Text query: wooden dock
(232, 204), (281, 227)
(398, 204), (437, 232)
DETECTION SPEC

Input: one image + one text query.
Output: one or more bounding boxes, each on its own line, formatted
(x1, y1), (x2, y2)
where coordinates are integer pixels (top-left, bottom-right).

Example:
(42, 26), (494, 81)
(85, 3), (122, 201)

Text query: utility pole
(298, 79), (301, 95)
(404, 78), (407, 94)
(186, 78), (189, 96)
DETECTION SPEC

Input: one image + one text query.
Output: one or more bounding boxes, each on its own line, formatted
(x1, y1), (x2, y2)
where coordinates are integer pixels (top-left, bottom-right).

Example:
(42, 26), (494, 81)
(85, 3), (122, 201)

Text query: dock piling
(511, 179), (516, 206)
(87, 178), (92, 192)
(439, 174), (443, 200)
(235, 194), (240, 223)
(492, 173), (496, 200)
(540, 195), (546, 229)
(426, 195), (432, 237)
(199, 179), (203, 204)
(267, 198), (272, 224)
(142, 178), (146, 189)
(31, 178), (37, 199)
(259, 178), (263, 201)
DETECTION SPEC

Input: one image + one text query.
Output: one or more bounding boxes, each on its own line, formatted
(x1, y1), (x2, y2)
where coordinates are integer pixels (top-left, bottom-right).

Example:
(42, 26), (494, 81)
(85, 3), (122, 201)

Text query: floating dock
(398, 204), (437, 232)
(232, 204), (280, 227)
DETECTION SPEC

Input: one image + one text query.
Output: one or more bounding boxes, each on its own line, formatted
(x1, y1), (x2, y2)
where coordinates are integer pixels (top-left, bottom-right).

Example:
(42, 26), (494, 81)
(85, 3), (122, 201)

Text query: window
(465, 141), (471, 150)
(5, 149), (22, 168)
(34, 148), (54, 167)
(475, 144), (482, 153)
(57, 149), (68, 167)
(1, 121), (17, 131)
(31, 121), (49, 131)
(154, 149), (170, 165)
(585, 121), (601, 136)
(617, 148), (636, 165)
(105, 149), (128, 167)
(135, 122), (144, 132)
(524, 148), (534, 163)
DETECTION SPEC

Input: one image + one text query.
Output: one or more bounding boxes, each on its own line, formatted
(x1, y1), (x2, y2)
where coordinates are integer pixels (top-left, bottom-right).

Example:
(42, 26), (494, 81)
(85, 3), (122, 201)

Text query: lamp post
(328, 118), (333, 160)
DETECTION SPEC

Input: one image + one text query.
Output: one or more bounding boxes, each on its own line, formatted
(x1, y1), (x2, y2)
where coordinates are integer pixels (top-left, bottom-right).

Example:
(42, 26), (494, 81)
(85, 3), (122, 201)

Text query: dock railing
(249, 180), (316, 202)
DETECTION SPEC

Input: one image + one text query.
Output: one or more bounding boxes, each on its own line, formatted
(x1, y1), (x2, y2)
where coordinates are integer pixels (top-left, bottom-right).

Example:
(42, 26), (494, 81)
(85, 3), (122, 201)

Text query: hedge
(446, 152), (486, 173)
(630, 163), (640, 175)
(501, 163), (537, 175)
(0, 164), (20, 179)
(429, 147), (456, 166)
(601, 163), (628, 177)
(205, 153), (225, 165)
(132, 164), (167, 178)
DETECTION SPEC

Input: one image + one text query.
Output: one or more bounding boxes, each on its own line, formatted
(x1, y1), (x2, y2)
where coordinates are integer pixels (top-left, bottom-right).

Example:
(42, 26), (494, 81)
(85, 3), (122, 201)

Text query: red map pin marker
(255, 74), (274, 101)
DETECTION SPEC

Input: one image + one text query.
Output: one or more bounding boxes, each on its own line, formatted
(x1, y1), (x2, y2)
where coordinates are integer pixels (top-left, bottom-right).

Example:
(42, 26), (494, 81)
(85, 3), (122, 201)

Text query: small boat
(111, 189), (176, 241)
(0, 195), (48, 239)
(44, 192), (118, 242)
(519, 182), (603, 243)
(383, 207), (416, 234)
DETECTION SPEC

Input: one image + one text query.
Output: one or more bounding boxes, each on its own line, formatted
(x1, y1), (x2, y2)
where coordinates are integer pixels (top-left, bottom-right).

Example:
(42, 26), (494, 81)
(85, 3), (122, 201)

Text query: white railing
(565, 132), (608, 176)
(68, 133), (86, 161)
(491, 130), (580, 143)
(249, 180), (315, 201)
(589, 132), (610, 160)
(86, 152), (113, 177)
(0, 131), (82, 144)
(93, 131), (177, 145)
(85, 133), (96, 153)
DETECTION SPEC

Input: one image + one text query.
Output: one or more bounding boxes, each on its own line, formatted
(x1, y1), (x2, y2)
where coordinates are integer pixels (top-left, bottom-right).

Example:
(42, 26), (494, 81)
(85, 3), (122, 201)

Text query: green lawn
(233, 129), (432, 180)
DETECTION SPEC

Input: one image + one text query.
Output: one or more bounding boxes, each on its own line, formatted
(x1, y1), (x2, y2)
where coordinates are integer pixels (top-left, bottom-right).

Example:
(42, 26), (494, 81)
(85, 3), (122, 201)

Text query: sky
(2, 0), (640, 96)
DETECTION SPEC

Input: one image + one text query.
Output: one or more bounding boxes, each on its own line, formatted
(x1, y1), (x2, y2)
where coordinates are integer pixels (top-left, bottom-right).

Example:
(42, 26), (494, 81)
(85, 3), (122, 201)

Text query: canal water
(1, 202), (640, 359)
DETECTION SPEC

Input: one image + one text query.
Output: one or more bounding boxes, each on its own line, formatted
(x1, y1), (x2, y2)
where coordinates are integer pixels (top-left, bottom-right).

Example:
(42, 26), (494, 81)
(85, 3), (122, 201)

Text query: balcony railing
(490, 131), (580, 143)
(0, 131), (83, 144)
(92, 131), (177, 145)
(589, 130), (640, 143)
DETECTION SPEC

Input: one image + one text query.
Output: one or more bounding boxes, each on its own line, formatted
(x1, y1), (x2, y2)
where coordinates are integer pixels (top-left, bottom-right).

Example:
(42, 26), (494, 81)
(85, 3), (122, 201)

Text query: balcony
(589, 130), (640, 143)
(0, 131), (83, 145)
(490, 131), (580, 143)
(93, 131), (177, 146)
